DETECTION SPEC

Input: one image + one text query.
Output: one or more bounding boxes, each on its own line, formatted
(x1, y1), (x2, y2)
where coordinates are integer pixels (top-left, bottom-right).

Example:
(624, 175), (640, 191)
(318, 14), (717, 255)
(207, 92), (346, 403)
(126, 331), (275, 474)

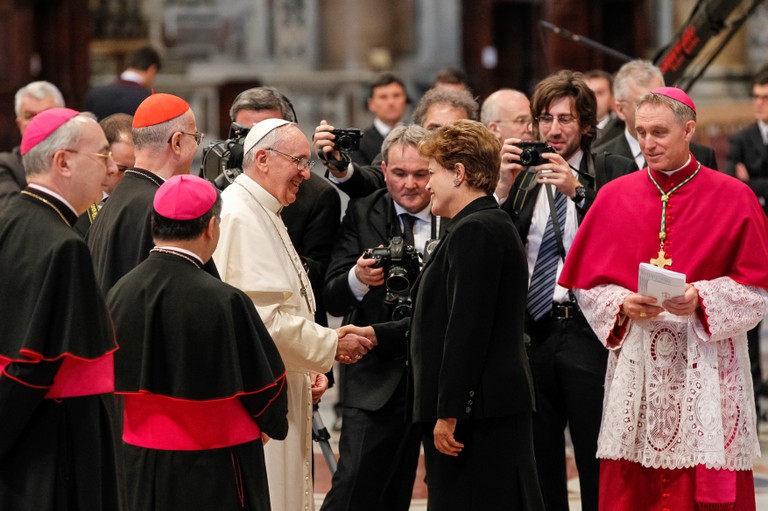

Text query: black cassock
(87, 168), (219, 294)
(0, 188), (119, 511)
(107, 250), (288, 511)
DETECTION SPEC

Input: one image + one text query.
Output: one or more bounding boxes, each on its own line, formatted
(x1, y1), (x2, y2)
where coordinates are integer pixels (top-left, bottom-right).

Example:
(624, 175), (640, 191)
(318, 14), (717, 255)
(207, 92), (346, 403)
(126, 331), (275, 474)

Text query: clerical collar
(393, 201), (431, 223)
(649, 155), (698, 192)
(151, 245), (204, 268)
(124, 168), (165, 187)
(235, 173), (283, 215)
(27, 183), (78, 216)
(374, 117), (395, 138)
(658, 155), (691, 176)
(567, 150), (584, 174)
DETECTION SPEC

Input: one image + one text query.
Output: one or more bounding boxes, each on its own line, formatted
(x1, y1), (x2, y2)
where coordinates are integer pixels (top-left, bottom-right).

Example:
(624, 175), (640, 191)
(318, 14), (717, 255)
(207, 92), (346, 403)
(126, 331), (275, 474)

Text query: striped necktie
(527, 187), (567, 320)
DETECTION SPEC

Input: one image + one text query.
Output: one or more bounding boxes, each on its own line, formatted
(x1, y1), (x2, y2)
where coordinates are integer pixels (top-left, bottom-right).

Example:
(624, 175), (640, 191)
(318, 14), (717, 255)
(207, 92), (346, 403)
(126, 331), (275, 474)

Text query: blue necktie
(527, 187), (567, 320)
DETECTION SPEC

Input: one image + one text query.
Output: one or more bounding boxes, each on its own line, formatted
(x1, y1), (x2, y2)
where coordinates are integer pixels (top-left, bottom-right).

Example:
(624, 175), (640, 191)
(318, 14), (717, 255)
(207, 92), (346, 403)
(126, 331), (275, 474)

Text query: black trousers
(527, 311), (608, 511)
(320, 381), (421, 511)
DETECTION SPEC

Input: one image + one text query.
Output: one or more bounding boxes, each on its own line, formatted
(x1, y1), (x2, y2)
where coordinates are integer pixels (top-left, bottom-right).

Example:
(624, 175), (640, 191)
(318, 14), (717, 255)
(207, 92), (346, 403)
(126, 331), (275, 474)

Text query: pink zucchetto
(20, 107), (80, 155)
(153, 175), (217, 220)
(651, 86), (696, 114)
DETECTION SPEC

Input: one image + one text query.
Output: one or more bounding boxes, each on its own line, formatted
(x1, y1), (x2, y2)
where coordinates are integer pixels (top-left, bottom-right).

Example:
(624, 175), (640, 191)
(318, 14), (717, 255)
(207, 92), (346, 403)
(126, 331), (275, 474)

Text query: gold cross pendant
(650, 248), (672, 268)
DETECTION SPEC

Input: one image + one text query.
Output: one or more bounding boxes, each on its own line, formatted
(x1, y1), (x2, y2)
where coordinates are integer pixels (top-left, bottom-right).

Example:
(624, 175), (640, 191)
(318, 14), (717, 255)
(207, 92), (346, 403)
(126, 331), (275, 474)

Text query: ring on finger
(639, 311), (647, 318)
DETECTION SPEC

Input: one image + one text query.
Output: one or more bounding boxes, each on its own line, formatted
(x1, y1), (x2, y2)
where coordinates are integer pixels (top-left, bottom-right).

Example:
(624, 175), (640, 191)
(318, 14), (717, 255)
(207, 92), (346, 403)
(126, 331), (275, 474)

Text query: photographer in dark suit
(499, 70), (637, 511)
(313, 87), (478, 199)
(594, 60), (718, 170)
(349, 73), (408, 167)
(320, 124), (432, 511)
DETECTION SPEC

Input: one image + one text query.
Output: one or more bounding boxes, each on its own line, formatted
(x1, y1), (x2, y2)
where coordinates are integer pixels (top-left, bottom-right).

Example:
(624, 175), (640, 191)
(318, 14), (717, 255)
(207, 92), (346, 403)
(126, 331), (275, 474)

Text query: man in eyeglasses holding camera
(498, 70), (636, 511)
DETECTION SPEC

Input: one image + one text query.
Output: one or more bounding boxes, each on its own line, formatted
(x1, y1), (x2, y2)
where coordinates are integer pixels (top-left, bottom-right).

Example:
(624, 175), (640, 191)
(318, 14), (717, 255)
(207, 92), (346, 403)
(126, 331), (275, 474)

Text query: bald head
(481, 89), (532, 142)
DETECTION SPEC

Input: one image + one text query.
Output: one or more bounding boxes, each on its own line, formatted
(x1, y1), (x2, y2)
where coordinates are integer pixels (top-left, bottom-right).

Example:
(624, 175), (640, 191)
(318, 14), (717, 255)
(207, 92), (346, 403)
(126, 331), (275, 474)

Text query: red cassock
(559, 156), (768, 511)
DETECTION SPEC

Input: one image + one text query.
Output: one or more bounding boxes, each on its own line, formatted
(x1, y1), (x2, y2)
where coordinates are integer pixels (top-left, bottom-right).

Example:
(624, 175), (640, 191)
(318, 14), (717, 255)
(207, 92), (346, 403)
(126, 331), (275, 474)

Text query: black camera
(515, 141), (556, 167)
(330, 128), (363, 153)
(201, 122), (251, 191)
(363, 236), (421, 320)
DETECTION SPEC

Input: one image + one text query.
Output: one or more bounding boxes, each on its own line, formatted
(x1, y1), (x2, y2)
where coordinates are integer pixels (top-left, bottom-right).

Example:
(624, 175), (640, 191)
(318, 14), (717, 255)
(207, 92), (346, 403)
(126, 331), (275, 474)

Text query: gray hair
(412, 87), (479, 127)
(636, 92), (696, 124)
(132, 113), (190, 149)
(380, 124), (429, 163)
(229, 87), (296, 123)
(242, 122), (296, 170)
(14, 81), (65, 117)
(613, 60), (664, 101)
(22, 112), (97, 176)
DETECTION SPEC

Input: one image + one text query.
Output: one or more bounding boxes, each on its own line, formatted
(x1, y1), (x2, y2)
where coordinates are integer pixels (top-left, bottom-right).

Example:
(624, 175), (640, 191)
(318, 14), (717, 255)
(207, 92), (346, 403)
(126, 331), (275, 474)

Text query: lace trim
(574, 279), (765, 471)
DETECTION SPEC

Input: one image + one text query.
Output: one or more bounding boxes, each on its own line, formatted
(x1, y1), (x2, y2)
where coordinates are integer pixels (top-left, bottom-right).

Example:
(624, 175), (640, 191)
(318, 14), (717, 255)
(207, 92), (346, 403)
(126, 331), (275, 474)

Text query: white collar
(567, 149), (584, 174)
(393, 200), (432, 222)
(624, 129), (642, 158)
(235, 173), (283, 215)
(758, 119), (768, 144)
(120, 70), (143, 85)
(373, 117), (395, 138)
(27, 183), (78, 216)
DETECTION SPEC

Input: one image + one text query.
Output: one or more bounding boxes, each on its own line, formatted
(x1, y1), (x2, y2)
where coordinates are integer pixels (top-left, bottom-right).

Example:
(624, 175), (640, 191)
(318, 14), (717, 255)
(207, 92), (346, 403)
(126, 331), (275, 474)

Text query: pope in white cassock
(214, 118), (372, 511)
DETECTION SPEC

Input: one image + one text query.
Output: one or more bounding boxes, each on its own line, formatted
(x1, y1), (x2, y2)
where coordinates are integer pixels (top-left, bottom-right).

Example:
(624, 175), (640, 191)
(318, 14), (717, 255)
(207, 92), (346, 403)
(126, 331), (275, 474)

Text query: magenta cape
(559, 157), (768, 292)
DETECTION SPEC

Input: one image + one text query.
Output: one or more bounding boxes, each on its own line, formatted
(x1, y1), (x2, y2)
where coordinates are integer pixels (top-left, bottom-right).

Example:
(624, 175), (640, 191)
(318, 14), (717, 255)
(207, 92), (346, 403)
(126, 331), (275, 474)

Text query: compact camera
(330, 128), (363, 153)
(515, 141), (557, 167)
(363, 236), (422, 320)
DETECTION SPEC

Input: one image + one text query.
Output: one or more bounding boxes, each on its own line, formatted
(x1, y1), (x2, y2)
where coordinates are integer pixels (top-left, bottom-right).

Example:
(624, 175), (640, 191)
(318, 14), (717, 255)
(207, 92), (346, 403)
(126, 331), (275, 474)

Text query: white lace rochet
(574, 277), (767, 471)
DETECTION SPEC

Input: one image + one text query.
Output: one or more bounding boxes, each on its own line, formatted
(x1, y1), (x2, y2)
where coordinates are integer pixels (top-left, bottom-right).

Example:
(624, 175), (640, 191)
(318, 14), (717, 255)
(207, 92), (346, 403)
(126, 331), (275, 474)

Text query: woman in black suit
(344, 120), (544, 510)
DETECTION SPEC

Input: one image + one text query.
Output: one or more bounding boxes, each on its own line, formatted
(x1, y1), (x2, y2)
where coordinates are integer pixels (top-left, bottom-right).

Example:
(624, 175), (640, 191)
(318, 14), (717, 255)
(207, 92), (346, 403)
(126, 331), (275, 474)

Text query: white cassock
(214, 173), (337, 511)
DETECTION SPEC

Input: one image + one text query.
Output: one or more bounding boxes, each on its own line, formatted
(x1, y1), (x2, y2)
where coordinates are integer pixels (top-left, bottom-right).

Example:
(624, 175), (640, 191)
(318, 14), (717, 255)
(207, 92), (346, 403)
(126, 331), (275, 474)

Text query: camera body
(201, 122), (251, 191)
(330, 128), (363, 153)
(515, 141), (557, 167)
(363, 236), (421, 320)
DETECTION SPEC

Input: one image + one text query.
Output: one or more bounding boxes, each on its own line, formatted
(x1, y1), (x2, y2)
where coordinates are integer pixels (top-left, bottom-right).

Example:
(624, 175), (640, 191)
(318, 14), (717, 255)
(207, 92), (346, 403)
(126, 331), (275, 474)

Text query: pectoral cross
(650, 248), (672, 268)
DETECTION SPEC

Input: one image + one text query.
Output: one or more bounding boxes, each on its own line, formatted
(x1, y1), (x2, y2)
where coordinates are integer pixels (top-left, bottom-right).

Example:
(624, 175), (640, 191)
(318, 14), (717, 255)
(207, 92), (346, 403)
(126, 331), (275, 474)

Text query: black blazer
(282, 173), (341, 326)
(350, 124), (385, 167)
(594, 132), (719, 170)
(501, 151), (637, 241)
(726, 123), (768, 212)
(324, 189), (411, 410)
(377, 196), (535, 423)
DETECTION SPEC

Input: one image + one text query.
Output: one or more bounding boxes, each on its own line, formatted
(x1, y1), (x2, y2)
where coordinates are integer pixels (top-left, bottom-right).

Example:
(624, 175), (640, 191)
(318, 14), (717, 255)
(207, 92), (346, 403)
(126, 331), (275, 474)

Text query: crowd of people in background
(0, 44), (767, 511)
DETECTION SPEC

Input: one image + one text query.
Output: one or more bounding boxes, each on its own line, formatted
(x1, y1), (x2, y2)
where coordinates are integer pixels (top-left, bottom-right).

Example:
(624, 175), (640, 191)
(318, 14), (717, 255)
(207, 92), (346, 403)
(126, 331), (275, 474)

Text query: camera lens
(386, 266), (410, 293)
(519, 148), (534, 166)
(337, 136), (352, 151)
(392, 302), (412, 320)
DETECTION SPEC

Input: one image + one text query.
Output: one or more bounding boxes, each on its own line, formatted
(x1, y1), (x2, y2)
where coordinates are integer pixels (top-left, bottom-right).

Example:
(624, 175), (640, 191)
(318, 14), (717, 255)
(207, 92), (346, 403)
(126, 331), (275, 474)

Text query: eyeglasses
(63, 149), (112, 163)
(267, 147), (315, 171)
(751, 94), (768, 102)
(495, 116), (533, 126)
(167, 131), (205, 145)
(536, 114), (578, 126)
(115, 164), (130, 172)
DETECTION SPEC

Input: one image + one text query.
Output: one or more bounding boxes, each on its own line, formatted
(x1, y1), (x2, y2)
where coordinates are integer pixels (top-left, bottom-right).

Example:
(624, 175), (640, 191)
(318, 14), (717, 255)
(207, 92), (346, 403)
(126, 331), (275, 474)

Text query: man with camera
(349, 73), (409, 166)
(320, 124), (435, 511)
(499, 70), (636, 511)
(313, 87), (479, 199)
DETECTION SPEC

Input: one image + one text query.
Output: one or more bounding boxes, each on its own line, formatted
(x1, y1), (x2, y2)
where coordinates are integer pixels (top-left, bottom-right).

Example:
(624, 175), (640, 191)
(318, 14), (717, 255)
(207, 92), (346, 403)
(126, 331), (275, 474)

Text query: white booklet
(638, 262), (686, 305)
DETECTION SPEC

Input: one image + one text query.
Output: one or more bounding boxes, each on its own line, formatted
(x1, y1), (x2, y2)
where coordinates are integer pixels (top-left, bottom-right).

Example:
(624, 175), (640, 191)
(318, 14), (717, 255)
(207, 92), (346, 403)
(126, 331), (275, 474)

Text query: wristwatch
(571, 185), (586, 203)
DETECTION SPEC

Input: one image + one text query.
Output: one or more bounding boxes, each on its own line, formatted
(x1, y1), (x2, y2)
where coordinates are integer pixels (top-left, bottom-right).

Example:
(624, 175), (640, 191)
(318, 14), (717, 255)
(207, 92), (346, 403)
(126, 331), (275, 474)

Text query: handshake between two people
(334, 325), (378, 365)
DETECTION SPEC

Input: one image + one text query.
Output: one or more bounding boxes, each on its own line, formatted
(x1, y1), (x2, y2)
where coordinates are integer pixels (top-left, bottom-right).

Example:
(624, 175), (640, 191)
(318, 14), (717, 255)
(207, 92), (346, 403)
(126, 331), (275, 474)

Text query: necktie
(527, 187), (567, 320)
(400, 213), (416, 248)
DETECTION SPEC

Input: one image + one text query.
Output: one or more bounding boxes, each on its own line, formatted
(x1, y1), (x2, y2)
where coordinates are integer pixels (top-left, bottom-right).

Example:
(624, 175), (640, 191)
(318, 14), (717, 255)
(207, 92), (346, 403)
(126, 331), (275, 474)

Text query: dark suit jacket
(84, 80), (152, 120)
(376, 196), (535, 423)
(594, 132), (719, 170)
(501, 151), (637, 241)
(350, 124), (385, 167)
(282, 173), (341, 326)
(594, 115), (624, 146)
(726, 123), (768, 213)
(324, 189), (411, 411)
(325, 160), (385, 199)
